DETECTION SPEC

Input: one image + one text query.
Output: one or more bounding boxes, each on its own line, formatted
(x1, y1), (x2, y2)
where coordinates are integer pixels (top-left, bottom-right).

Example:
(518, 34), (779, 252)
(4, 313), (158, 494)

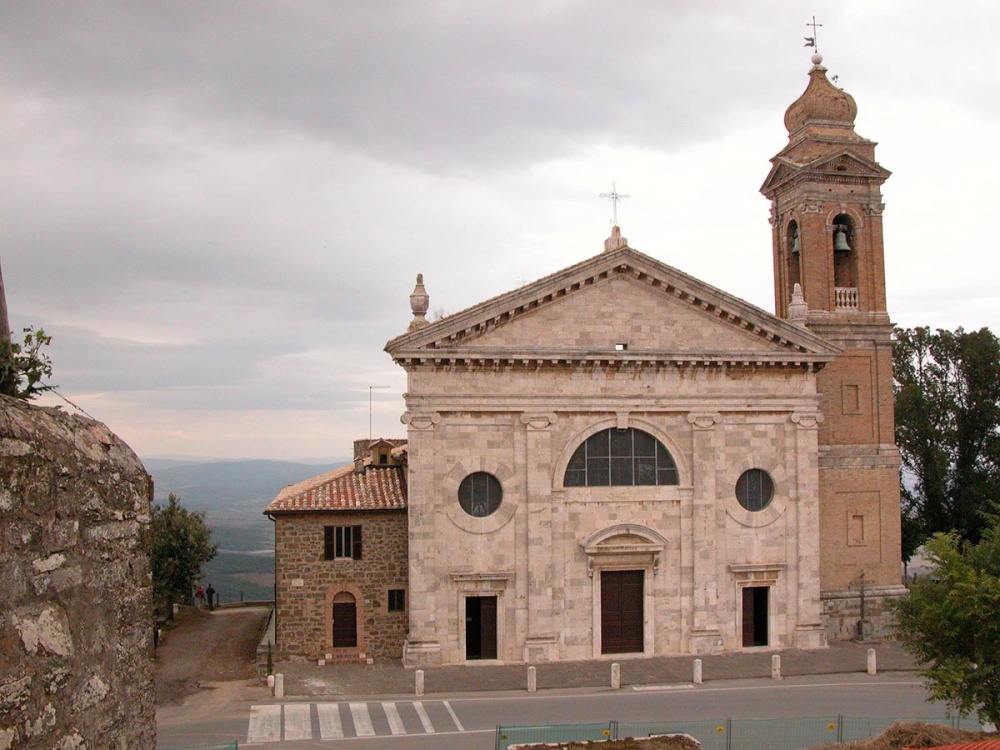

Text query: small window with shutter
(324, 525), (363, 560)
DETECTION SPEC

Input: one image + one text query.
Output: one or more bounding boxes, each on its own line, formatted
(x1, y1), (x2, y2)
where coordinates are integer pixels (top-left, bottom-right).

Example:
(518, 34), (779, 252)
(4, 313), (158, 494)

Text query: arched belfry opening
(786, 219), (801, 287)
(832, 213), (858, 309)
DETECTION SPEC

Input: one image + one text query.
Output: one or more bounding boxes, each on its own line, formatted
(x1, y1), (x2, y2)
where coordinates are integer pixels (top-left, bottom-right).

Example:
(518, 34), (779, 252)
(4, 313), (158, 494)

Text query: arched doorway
(332, 591), (358, 648)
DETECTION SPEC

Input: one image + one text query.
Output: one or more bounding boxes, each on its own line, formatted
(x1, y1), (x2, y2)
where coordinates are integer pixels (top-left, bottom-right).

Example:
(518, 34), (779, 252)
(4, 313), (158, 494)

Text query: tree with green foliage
(0, 326), (55, 399)
(894, 326), (1000, 558)
(151, 493), (218, 618)
(894, 514), (1000, 726)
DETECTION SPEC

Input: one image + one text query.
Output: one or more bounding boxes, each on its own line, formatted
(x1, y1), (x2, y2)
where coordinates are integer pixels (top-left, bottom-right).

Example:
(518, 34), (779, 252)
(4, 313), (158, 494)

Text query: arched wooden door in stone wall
(332, 591), (358, 648)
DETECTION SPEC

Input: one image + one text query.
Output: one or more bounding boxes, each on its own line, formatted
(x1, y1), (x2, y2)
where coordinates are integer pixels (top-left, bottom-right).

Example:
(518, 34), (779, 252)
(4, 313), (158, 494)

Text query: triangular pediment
(386, 246), (838, 368)
(762, 149), (890, 195)
(760, 157), (800, 194)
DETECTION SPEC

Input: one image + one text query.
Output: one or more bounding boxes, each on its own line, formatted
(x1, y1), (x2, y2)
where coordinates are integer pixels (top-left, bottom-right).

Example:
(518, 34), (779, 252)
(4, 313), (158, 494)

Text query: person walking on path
(195, 585), (204, 609)
(205, 583), (216, 611)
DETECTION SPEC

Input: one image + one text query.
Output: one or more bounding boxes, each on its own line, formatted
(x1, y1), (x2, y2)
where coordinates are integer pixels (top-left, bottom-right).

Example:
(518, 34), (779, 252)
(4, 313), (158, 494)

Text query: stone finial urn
(408, 273), (429, 331)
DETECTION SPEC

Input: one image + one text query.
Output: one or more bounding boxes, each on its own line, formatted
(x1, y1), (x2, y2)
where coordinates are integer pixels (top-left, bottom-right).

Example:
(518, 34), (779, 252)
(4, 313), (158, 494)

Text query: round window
(736, 469), (774, 512)
(458, 472), (503, 518)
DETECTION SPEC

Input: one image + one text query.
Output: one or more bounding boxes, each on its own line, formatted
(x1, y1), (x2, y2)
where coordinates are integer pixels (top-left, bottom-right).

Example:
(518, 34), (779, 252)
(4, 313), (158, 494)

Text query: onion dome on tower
(783, 53), (858, 135)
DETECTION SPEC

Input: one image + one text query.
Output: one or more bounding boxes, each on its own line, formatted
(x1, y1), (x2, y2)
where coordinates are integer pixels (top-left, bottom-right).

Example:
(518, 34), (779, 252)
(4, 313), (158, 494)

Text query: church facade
(385, 54), (904, 666)
(268, 55), (905, 666)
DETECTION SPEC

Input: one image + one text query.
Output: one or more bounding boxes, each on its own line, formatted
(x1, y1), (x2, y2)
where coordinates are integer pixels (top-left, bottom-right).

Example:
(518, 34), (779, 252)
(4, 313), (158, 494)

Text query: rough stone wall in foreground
(0, 396), (155, 750)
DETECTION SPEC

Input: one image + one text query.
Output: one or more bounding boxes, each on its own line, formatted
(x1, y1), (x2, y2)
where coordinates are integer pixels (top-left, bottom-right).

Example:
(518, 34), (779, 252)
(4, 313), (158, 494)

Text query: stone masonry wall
(0, 396), (155, 750)
(274, 510), (408, 662)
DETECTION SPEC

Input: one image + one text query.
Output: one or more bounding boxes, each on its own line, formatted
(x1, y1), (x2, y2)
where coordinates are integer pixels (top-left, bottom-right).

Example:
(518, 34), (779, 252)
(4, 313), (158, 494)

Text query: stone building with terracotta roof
(265, 439), (408, 663)
(269, 54), (905, 667)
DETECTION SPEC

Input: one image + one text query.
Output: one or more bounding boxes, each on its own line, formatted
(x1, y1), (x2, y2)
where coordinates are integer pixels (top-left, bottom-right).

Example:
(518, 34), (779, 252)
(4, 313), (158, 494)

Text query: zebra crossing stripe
(349, 702), (375, 736)
(444, 701), (465, 732)
(247, 704), (281, 744)
(283, 704), (311, 741)
(413, 701), (435, 733)
(382, 702), (406, 735)
(316, 703), (343, 739)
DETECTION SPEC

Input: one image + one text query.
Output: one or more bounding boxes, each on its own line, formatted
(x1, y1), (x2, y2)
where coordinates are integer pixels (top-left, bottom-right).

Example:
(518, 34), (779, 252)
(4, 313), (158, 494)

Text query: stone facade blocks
(0, 396), (155, 750)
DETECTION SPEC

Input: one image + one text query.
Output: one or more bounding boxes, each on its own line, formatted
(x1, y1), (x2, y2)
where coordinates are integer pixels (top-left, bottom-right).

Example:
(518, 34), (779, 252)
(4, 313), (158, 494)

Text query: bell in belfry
(833, 225), (851, 252)
(791, 230), (800, 254)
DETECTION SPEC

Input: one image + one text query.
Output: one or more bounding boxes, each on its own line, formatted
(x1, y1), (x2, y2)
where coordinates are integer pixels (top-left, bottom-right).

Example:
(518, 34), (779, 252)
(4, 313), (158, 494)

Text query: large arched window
(564, 428), (678, 487)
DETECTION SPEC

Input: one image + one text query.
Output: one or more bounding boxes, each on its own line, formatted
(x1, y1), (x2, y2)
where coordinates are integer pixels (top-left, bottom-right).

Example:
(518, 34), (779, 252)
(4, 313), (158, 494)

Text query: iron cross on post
(804, 15), (823, 51)
(599, 181), (629, 226)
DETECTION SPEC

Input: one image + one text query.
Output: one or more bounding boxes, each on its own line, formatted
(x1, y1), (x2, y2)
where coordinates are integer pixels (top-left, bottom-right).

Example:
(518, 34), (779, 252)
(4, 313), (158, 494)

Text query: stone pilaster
(790, 411), (827, 648)
(687, 412), (723, 653)
(401, 412), (442, 666)
(520, 413), (558, 662)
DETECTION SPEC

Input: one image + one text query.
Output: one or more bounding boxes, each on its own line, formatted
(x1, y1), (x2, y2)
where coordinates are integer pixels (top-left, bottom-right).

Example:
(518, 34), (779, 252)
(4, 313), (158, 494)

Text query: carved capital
(791, 412), (823, 429)
(520, 413), (556, 431)
(687, 412), (722, 430)
(864, 202), (885, 216)
(402, 412), (440, 431)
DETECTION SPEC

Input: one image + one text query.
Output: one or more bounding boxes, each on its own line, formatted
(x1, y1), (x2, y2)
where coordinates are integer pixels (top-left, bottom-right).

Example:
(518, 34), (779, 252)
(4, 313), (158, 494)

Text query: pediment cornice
(762, 148), (890, 196)
(385, 247), (839, 368)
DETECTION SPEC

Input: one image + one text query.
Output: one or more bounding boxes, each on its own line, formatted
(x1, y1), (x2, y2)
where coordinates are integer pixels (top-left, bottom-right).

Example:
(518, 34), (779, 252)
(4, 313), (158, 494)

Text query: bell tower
(761, 53), (905, 634)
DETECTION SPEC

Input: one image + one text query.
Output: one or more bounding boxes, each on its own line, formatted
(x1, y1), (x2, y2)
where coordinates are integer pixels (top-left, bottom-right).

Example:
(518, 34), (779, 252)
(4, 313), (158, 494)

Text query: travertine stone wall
(403, 354), (827, 666)
(821, 586), (906, 641)
(0, 396), (154, 750)
(274, 510), (408, 661)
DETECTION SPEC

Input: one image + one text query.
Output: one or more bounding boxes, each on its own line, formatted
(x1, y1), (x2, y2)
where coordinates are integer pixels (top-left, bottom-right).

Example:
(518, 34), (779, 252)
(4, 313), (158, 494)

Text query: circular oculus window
(736, 469), (774, 512)
(458, 472), (503, 518)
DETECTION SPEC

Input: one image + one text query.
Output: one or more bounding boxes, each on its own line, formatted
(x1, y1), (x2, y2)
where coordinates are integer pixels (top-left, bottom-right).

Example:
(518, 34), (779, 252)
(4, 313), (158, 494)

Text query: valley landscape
(144, 457), (345, 604)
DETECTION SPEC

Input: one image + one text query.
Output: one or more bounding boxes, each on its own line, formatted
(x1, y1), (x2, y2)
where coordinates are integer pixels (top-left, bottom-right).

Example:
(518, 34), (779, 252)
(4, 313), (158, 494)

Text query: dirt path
(155, 605), (271, 706)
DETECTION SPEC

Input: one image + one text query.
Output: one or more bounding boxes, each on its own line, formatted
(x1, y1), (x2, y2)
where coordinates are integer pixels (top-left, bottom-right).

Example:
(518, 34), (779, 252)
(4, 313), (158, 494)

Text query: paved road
(158, 674), (957, 749)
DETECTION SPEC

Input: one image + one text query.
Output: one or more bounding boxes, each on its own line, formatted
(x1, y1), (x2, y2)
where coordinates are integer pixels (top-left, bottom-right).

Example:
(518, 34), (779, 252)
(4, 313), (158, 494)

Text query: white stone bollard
(415, 669), (425, 697)
(266, 674), (275, 689)
(867, 648), (877, 675)
(611, 662), (621, 690)
(273, 673), (284, 698)
(527, 666), (537, 692)
(771, 654), (782, 680)
(693, 659), (703, 685)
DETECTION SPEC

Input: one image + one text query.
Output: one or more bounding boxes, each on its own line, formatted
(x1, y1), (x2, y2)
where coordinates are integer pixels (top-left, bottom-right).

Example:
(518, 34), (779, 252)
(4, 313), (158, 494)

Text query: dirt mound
(813, 722), (992, 750)
(513, 734), (701, 750)
(512, 723), (993, 750)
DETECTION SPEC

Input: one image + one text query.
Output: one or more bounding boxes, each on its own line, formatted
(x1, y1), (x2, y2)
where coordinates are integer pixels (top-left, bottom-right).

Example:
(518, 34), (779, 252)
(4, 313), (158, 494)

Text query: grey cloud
(2, 2), (810, 172)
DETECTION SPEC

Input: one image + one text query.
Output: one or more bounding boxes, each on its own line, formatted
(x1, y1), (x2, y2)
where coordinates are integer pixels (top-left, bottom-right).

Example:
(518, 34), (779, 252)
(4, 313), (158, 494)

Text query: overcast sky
(2, 1), (997, 462)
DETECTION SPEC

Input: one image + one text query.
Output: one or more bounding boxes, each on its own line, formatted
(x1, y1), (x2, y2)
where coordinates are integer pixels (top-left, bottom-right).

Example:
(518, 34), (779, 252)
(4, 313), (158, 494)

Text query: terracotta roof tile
(265, 463), (407, 514)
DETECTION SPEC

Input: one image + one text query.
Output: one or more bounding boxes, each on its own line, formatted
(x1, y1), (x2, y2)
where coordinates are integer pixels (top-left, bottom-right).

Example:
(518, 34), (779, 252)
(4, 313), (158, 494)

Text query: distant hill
(142, 457), (347, 604)
(146, 458), (347, 510)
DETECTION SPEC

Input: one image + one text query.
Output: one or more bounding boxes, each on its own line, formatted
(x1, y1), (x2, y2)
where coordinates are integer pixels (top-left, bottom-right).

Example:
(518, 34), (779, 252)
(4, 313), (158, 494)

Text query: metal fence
(495, 715), (983, 750)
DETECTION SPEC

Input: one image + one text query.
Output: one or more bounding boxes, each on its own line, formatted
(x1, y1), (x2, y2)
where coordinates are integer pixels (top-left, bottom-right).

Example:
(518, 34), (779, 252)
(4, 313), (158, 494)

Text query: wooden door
(601, 570), (644, 654)
(742, 586), (769, 647)
(465, 596), (498, 660)
(332, 595), (358, 648)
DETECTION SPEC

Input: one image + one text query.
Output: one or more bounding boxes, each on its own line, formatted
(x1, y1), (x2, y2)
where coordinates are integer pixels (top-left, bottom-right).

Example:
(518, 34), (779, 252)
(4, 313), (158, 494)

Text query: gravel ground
(154, 605), (270, 706)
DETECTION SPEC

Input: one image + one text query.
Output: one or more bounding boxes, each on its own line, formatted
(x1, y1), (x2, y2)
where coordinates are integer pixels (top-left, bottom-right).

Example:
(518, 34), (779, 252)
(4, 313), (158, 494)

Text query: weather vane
(804, 15), (823, 53)
(599, 181), (629, 226)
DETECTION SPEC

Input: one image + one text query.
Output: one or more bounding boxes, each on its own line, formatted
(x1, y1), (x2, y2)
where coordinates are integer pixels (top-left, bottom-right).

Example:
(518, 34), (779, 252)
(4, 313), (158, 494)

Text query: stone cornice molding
(390, 351), (836, 370)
